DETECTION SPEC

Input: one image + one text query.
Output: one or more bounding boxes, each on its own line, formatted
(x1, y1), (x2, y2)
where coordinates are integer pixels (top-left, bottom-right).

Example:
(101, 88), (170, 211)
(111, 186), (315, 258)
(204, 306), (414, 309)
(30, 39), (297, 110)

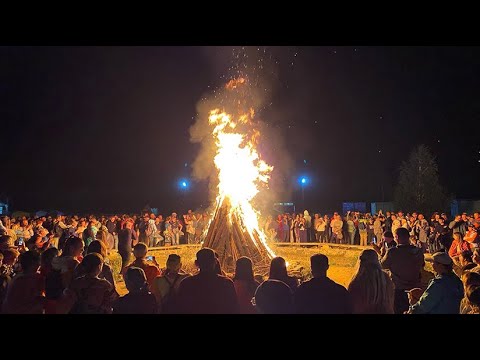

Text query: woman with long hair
(347, 249), (394, 314)
(233, 257), (260, 314)
(268, 256), (298, 292)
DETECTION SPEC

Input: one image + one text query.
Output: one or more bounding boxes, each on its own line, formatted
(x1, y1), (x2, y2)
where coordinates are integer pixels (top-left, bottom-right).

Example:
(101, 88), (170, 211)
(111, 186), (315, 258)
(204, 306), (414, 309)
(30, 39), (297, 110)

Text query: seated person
(113, 267), (157, 314)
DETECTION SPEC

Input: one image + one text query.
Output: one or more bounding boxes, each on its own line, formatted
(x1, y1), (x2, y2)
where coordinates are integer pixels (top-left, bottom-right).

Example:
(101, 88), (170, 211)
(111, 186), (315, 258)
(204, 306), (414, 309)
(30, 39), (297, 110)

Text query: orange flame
(208, 78), (276, 259)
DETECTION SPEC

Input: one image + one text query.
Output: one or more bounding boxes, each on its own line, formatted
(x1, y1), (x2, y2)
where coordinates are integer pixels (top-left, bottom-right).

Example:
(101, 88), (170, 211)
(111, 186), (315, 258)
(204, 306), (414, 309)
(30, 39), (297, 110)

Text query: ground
(109, 244), (434, 296)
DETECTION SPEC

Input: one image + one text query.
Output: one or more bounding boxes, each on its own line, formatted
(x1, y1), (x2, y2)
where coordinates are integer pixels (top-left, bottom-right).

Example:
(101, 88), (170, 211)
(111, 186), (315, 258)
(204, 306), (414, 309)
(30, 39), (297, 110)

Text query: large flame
(207, 78), (276, 259)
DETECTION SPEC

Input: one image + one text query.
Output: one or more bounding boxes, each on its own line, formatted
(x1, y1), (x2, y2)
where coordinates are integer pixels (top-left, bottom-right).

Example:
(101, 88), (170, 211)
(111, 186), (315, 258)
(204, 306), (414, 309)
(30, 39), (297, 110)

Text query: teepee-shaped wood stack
(203, 197), (273, 274)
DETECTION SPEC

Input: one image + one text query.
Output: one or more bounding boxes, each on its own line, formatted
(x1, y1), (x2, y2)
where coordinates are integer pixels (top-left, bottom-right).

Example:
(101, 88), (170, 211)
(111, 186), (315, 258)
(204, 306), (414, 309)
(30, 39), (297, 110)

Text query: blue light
(178, 179), (190, 190)
(299, 176), (309, 186)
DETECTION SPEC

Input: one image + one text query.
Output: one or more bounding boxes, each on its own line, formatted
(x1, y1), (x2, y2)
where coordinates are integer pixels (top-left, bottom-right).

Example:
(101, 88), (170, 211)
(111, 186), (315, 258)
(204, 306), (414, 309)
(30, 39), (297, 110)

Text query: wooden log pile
(203, 198), (272, 274)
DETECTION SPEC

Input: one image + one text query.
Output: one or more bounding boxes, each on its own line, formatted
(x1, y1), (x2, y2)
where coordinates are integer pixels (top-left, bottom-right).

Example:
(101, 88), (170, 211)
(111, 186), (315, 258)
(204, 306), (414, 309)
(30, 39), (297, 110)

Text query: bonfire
(202, 77), (276, 274)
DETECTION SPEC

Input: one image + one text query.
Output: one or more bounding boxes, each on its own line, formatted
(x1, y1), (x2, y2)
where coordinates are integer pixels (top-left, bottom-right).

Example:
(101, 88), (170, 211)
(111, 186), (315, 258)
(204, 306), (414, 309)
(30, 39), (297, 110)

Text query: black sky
(1, 46), (479, 214)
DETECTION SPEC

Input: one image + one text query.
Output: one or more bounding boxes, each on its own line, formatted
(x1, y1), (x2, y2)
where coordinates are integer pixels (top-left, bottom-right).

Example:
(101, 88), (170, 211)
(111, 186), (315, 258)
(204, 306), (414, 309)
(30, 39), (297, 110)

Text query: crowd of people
(266, 210), (480, 254)
(0, 209), (479, 314)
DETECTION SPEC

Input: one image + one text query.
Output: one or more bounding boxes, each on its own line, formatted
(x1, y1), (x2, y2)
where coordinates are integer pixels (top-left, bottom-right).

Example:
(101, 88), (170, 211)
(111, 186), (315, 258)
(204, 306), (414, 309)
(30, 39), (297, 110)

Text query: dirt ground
(112, 244), (434, 296)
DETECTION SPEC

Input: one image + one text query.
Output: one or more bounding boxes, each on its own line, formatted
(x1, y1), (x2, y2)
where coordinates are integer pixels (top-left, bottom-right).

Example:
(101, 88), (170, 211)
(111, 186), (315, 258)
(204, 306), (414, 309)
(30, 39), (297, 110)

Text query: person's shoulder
(216, 274), (234, 284)
(95, 276), (114, 290)
(329, 277), (348, 292)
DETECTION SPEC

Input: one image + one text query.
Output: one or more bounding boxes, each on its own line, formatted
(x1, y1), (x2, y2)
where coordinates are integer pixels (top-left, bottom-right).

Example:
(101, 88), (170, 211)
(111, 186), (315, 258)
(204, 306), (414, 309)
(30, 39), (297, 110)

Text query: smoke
(189, 46), (294, 214)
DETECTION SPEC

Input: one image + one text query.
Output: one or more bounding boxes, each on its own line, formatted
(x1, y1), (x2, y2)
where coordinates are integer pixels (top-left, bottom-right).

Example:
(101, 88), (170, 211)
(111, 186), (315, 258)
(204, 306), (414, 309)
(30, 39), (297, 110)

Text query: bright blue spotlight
(179, 179), (189, 190)
(299, 176), (308, 186)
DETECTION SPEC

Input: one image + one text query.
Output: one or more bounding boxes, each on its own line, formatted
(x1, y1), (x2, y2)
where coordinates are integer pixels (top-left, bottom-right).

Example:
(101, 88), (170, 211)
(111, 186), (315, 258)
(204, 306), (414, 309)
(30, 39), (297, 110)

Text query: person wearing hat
(407, 252), (464, 314)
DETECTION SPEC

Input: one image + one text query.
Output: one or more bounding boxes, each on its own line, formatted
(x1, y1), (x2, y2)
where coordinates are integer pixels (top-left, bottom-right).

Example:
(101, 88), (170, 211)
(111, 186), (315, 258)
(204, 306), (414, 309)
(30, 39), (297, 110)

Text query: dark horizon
(2, 46), (480, 214)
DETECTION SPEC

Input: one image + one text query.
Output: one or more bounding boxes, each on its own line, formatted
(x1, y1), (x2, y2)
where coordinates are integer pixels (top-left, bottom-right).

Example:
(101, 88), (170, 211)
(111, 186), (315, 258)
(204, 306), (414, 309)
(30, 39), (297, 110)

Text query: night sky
(1, 46), (479, 214)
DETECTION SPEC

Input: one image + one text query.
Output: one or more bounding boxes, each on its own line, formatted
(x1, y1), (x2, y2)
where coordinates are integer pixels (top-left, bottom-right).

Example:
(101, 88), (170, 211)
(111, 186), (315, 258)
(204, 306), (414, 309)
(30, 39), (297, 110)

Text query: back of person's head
(87, 240), (107, 259)
(166, 254), (181, 273)
(461, 263), (477, 274)
(0, 235), (13, 249)
(234, 256), (254, 282)
(80, 253), (103, 275)
(62, 236), (83, 257)
(133, 243), (148, 259)
(269, 257), (288, 280)
(41, 247), (59, 268)
(462, 271), (480, 288)
(195, 247), (216, 272)
(395, 227), (410, 245)
(358, 249), (381, 270)
(466, 285), (480, 307)
(253, 279), (293, 314)
(311, 254), (329, 277)
(453, 232), (463, 242)
(460, 250), (473, 264)
(1, 248), (19, 266)
(125, 267), (148, 293)
(383, 231), (394, 239)
(19, 251), (40, 273)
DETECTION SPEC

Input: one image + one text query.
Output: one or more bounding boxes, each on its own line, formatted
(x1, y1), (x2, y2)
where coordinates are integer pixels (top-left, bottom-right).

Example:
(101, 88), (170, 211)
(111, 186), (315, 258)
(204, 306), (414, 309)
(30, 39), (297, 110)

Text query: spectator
(372, 230), (396, 257)
(449, 232), (471, 267)
(124, 243), (160, 290)
(449, 215), (467, 237)
(118, 218), (137, 273)
(460, 271), (480, 314)
(465, 283), (480, 314)
(407, 252), (463, 314)
(406, 287), (424, 307)
(52, 236), (84, 289)
(252, 279), (293, 314)
(151, 253), (189, 313)
(347, 249), (394, 314)
(76, 240), (116, 288)
(112, 267), (157, 314)
(294, 254), (352, 314)
(415, 214), (429, 253)
(472, 248), (480, 273)
(459, 250), (476, 275)
(268, 256), (298, 292)
(233, 256), (260, 314)
(0, 252), (12, 308)
(381, 227), (424, 314)
(2, 251), (45, 314)
(67, 253), (118, 314)
(175, 248), (239, 314)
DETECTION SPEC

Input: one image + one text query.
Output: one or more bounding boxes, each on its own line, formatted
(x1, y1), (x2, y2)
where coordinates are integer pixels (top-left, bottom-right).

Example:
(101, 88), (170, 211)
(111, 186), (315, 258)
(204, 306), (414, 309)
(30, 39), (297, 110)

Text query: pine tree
(394, 145), (447, 215)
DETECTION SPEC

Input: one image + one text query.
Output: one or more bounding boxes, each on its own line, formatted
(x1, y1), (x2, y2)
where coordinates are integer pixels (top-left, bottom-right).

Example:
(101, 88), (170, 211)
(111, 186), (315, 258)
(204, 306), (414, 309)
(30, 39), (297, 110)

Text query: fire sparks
(207, 78), (276, 260)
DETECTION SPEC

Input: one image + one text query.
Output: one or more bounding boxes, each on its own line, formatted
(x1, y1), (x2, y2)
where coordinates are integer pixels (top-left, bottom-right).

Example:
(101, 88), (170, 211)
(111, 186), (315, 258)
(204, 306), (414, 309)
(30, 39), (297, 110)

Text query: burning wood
(203, 197), (272, 274)
(200, 77), (277, 275)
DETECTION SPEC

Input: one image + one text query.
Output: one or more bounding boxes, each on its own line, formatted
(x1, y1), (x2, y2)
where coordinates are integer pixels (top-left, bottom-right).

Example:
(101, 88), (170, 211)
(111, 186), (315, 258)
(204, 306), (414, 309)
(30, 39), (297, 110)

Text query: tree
(394, 145), (448, 215)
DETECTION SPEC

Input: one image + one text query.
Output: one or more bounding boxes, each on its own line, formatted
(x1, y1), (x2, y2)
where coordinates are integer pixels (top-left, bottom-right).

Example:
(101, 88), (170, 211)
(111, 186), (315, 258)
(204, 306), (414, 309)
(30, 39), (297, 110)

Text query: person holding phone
(123, 243), (160, 290)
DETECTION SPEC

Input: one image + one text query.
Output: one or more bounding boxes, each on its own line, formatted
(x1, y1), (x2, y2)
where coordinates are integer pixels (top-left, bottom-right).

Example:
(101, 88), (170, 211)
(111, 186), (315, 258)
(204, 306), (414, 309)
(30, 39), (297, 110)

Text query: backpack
(161, 274), (181, 313)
